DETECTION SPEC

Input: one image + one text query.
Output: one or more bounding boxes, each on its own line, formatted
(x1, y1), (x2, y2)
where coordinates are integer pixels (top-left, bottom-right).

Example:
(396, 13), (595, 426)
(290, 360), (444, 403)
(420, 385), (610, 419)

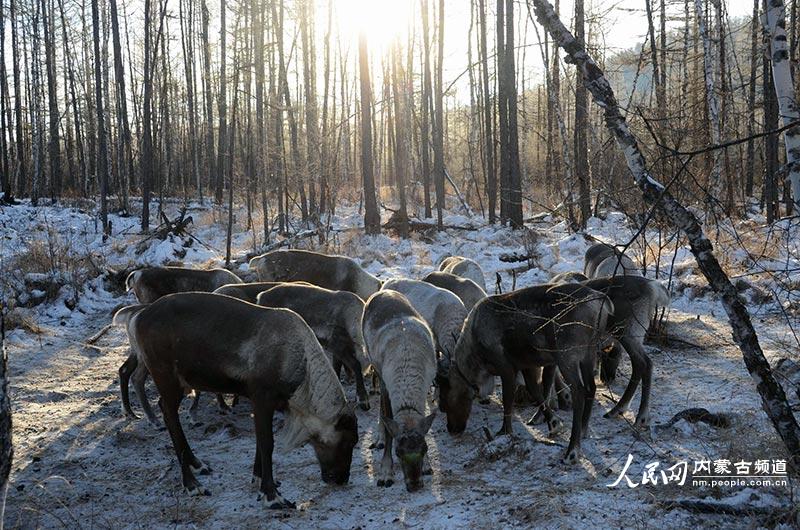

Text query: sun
(333, 0), (415, 54)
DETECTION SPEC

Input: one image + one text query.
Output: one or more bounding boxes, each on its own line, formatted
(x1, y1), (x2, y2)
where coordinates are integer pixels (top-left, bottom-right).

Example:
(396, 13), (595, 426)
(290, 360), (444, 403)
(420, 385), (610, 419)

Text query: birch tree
(766, 0), (800, 214)
(531, 0), (800, 467)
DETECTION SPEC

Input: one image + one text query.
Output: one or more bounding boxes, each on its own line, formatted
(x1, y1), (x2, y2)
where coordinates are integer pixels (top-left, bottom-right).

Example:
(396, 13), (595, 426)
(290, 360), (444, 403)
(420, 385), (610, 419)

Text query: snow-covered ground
(1, 199), (798, 529)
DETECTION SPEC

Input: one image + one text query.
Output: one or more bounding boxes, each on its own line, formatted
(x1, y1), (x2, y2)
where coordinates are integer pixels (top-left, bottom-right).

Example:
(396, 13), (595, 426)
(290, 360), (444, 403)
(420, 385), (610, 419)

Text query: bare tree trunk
(0, 3), (10, 200)
(420, 0), (433, 218)
(766, 0), (800, 214)
(201, 0), (214, 203)
(300, 0), (320, 218)
(11, 0), (25, 198)
(764, 0), (780, 222)
(41, 0), (61, 202)
(532, 0), (800, 468)
(141, 0), (154, 232)
(359, 32), (380, 235)
(745, 0), (759, 198)
(110, 0), (132, 212)
(59, 0), (86, 199)
(695, 0), (722, 196)
(574, 0), (591, 227)
(392, 40), (410, 237)
(504, 0), (523, 227)
(90, 0), (109, 232)
(180, 0), (201, 202)
(432, 0), (446, 230)
(215, 0), (227, 205)
(478, 0), (496, 223)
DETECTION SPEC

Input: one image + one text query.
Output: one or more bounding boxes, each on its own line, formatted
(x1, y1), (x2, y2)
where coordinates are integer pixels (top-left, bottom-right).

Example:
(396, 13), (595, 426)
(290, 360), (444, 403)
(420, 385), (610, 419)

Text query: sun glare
(334, 0), (414, 53)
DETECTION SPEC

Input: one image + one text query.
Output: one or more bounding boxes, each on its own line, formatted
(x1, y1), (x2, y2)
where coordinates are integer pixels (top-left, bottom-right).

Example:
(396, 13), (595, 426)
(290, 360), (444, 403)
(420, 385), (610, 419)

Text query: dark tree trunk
(359, 33), (380, 235)
(574, 0), (591, 227)
(215, 0), (227, 205)
(141, 0), (154, 232)
(478, 0), (496, 223)
(201, 0), (214, 203)
(504, 0), (523, 227)
(432, 0), (446, 230)
(92, 0), (109, 234)
(745, 0), (759, 198)
(0, 312), (11, 501)
(110, 0), (133, 212)
(41, 0), (61, 202)
(11, 0), (25, 198)
(420, 0), (433, 218)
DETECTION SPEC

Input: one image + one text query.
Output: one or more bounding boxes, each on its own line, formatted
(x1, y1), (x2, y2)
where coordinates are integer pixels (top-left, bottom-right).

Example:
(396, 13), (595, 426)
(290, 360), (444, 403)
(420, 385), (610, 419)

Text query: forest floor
(1, 198), (799, 529)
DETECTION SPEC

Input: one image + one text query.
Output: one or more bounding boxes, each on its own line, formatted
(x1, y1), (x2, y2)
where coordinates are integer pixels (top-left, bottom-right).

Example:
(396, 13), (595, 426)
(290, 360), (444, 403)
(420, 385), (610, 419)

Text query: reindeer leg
(559, 361), (585, 464)
(157, 383), (209, 495)
(377, 384), (395, 487)
(119, 353), (138, 419)
(189, 392), (201, 425)
(132, 362), (161, 427)
(497, 369), (516, 437)
(216, 393), (231, 413)
(554, 369), (573, 410)
(580, 357), (597, 438)
(523, 366), (562, 435)
(338, 349), (369, 411)
(253, 398), (293, 509)
(604, 339), (651, 426)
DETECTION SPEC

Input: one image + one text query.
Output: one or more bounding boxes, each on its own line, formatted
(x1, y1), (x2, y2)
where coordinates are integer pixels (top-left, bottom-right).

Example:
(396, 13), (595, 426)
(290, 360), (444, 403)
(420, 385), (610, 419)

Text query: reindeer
(583, 275), (670, 427)
(438, 283), (614, 464)
(438, 256), (487, 292)
(119, 266), (243, 423)
(381, 279), (468, 367)
(583, 242), (641, 278)
(550, 271), (589, 284)
(422, 271), (487, 310)
(113, 293), (358, 509)
(363, 291), (437, 492)
(256, 283), (370, 410)
(213, 282), (292, 303)
(249, 249), (382, 300)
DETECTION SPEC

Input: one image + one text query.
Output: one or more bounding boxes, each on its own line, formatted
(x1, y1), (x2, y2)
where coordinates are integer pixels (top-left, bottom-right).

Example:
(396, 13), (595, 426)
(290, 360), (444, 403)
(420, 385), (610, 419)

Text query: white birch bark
(694, 0), (723, 196)
(531, 0), (800, 467)
(766, 0), (800, 214)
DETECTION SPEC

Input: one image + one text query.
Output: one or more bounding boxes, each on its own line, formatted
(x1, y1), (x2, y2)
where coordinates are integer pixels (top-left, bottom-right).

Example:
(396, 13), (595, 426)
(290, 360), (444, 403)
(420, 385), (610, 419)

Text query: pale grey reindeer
(119, 266), (242, 424)
(549, 271), (590, 284)
(256, 283), (371, 410)
(114, 293), (359, 509)
(438, 256), (487, 292)
(249, 249), (382, 300)
(381, 278), (468, 367)
(422, 271), (487, 310)
(363, 291), (438, 492)
(583, 242), (641, 278)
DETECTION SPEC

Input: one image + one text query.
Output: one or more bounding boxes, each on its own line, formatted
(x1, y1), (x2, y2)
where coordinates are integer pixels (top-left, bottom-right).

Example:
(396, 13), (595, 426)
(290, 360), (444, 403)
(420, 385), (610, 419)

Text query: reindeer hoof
(358, 400), (371, 411)
(634, 415), (651, 429)
(185, 484), (211, 496)
(547, 418), (563, 436)
(560, 450), (579, 465)
(260, 494), (295, 510)
(193, 462), (212, 475)
(603, 406), (626, 419)
(369, 442), (385, 450)
(377, 478), (394, 488)
(495, 426), (513, 438)
(478, 397), (491, 405)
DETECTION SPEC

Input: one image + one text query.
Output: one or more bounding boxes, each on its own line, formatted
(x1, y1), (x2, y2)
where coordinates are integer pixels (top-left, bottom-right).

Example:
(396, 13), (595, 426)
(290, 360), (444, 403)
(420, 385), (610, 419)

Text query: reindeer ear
(420, 412), (437, 434)
(381, 416), (400, 438)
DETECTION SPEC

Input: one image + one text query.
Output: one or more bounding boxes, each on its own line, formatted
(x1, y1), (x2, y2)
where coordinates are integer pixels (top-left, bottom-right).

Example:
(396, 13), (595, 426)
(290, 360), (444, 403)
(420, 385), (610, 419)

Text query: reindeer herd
(111, 242), (670, 509)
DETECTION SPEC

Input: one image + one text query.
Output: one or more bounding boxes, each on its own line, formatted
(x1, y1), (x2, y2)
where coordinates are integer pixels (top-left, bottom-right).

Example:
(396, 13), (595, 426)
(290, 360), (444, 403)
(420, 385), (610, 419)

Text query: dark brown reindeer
(249, 249), (382, 300)
(119, 266), (243, 423)
(363, 291), (438, 491)
(422, 271), (487, 310)
(256, 283), (371, 410)
(114, 293), (358, 509)
(583, 275), (670, 427)
(439, 283), (614, 463)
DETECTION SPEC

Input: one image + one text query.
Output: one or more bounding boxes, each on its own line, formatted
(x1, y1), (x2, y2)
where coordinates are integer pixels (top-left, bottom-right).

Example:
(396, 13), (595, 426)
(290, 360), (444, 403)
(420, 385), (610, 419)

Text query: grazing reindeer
(213, 282), (291, 303)
(115, 293), (359, 509)
(125, 266), (242, 303)
(422, 271), (487, 310)
(381, 279), (468, 366)
(256, 283), (371, 410)
(249, 249), (382, 300)
(439, 284), (614, 464)
(120, 266), (242, 423)
(550, 271), (589, 284)
(438, 256), (487, 292)
(583, 242), (640, 278)
(583, 275), (670, 427)
(363, 291), (437, 492)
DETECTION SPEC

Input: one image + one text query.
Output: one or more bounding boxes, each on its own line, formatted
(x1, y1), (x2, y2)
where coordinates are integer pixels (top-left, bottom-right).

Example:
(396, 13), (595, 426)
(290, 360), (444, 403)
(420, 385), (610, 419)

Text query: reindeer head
(308, 408), (359, 485)
(382, 413), (436, 492)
